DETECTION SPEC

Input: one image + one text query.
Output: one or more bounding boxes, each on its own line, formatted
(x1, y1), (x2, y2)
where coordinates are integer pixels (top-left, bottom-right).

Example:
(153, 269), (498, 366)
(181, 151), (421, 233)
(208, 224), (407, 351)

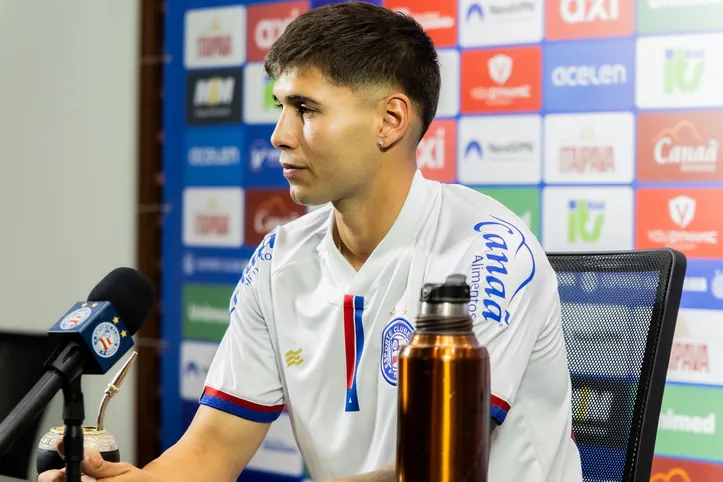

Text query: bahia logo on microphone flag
(48, 301), (134, 374)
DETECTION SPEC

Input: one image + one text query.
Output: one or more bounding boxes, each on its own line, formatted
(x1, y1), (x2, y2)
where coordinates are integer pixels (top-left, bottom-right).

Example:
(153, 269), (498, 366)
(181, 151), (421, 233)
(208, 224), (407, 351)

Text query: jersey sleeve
(456, 215), (554, 426)
(200, 234), (285, 423)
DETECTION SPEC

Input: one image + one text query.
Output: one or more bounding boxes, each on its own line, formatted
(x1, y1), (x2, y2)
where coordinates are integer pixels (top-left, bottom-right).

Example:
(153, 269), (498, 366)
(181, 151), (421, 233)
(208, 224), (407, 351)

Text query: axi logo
(244, 190), (306, 246)
(416, 119), (456, 182)
(247, 2), (308, 61)
(637, 189), (722, 258)
(665, 48), (705, 94)
(637, 112), (722, 182)
(546, 0), (633, 39)
(461, 47), (541, 113)
(568, 200), (605, 243)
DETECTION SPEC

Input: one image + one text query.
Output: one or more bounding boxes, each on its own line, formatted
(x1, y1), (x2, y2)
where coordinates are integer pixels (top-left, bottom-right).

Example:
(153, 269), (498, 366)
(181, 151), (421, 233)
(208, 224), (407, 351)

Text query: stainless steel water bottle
(396, 274), (491, 481)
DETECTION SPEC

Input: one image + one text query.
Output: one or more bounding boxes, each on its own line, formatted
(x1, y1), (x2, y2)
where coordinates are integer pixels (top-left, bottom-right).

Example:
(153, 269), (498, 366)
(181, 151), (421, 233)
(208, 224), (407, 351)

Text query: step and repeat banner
(161, 0), (723, 480)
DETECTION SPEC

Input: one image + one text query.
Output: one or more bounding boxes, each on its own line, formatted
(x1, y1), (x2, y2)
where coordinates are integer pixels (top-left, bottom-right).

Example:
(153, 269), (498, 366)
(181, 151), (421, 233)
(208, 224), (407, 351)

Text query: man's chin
(289, 187), (328, 207)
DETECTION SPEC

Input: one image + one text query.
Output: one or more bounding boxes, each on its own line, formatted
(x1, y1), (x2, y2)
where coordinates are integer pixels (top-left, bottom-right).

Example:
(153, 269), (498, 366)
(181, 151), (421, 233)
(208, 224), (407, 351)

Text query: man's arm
(142, 405), (270, 481)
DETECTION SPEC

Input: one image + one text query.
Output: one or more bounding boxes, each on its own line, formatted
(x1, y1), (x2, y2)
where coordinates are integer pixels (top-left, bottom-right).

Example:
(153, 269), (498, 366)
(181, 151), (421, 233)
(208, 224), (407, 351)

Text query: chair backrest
(546, 249), (686, 482)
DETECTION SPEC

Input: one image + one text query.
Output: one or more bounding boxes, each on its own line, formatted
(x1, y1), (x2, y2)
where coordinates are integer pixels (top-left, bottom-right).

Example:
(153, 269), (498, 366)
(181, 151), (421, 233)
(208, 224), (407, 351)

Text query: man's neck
(333, 165), (416, 271)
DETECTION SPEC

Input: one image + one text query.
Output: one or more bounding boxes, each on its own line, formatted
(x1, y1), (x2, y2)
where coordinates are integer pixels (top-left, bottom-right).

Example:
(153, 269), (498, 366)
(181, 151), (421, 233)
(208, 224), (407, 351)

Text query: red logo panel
(245, 189), (306, 246)
(461, 47), (541, 114)
(636, 189), (723, 259)
(637, 111), (723, 182)
(383, 0), (456, 48)
(546, 0), (634, 40)
(247, 2), (308, 62)
(651, 456), (723, 481)
(416, 119), (456, 183)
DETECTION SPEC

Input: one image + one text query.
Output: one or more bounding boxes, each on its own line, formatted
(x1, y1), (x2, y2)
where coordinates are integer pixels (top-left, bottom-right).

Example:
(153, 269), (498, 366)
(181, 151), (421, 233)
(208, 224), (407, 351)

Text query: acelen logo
(244, 190), (306, 246)
(385, 0), (456, 47)
(247, 2), (308, 62)
(546, 0), (633, 39)
(636, 189), (722, 258)
(461, 47), (541, 114)
(637, 112), (723, 182)
(416, 119), (456, 183)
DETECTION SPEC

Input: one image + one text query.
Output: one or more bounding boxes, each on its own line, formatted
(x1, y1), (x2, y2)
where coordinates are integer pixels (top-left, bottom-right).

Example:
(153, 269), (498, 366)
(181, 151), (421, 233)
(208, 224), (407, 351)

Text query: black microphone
(0, 268), (154, 471)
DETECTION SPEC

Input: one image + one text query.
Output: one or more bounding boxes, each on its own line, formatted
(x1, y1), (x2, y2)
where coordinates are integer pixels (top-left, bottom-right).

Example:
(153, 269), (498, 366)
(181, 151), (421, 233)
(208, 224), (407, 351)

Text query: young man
(40, 2), (582, 481)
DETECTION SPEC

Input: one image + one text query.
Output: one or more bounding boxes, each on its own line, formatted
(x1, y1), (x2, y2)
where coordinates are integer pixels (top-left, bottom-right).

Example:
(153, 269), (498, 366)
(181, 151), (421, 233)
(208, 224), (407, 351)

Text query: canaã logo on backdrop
(636, 189), (721, 258)
(183, 284), (235, 342)
(655, 384), (723, 461)
(475, 188), (541, 237)
(461, 47), (541, 113)
(651, 455), (723, 481)
(183, 187), (244, 248)
(245, 190), (305, 246)
(184, 6), (246, 68)
(638, 0), (723, 35)
(458, 0), (543, 47)
(546, 0), (634, 40)
(186, 70), (242, 125)
(636, 34), (723, 109)
(247, 2), (307, 62)
(385, 0), (456, 47)
(544, 112), (635, 184)
(637, 112), (723, 182)
(416, 120), (456, 183)
(458, 115), (541, 184)
(543, 187), (633, 252)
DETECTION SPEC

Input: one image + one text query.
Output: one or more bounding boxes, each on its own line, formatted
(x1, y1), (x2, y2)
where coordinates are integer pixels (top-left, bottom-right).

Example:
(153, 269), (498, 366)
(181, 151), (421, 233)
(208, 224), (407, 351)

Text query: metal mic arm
(96, 352), (138, 431)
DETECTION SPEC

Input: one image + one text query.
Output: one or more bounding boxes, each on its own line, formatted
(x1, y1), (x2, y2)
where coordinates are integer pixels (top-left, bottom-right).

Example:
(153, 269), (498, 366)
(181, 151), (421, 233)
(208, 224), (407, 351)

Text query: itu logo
(471, 216), (536, 325)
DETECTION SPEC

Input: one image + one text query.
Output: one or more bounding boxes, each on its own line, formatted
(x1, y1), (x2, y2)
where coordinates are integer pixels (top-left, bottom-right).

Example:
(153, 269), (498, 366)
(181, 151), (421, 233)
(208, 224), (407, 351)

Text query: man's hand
(333, 463), (395, 482)
(37, 442), (153, 482)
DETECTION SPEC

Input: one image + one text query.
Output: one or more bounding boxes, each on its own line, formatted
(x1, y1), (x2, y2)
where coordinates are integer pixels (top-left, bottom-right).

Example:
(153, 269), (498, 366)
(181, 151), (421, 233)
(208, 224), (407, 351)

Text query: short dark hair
(264, 1), (441, 141)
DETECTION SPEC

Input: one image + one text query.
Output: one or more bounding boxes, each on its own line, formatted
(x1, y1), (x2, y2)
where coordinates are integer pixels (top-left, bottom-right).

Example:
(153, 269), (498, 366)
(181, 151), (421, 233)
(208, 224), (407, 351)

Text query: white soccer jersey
(202, 170), (583, 481)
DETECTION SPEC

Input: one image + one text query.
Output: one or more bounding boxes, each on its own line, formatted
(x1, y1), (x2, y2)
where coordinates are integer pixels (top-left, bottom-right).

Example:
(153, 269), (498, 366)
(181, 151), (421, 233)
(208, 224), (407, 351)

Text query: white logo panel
(437, 49), (460, 117)
(459, 0), (543, 47)
(544, 112), (634, 184)
(244, 63), (281, 125)
(180, 340), (219, 401)
(542, 187), (634, 252)
(184, 7), (246, 68)
(667, 308), (723, 386)
(458, 115), (541, 184)
(636, 33), (723, 109)
(183, 187), (244, 248)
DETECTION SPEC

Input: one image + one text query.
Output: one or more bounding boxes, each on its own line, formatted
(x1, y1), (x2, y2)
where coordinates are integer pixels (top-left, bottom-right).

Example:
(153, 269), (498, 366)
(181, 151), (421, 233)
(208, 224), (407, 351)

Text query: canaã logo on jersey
(247, 2), (307, 61)
(242, 231), (276, 287)
(471, 216), (535, 325)
(416, 120), (456, 182)
(546, 0), (633, 39)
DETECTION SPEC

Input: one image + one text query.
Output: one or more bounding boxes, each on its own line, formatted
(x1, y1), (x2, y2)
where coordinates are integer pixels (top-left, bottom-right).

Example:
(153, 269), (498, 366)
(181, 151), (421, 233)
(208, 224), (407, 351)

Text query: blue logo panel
(543, 38), (635, 113)
(680, 259), (723, 311)
(185, 127), (244, 186)
(245, 125), (286, 188)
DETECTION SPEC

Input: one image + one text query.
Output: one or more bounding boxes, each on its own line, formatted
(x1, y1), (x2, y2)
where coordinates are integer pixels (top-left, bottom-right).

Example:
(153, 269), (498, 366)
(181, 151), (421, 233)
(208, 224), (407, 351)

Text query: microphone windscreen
(86, 267), (155, 336)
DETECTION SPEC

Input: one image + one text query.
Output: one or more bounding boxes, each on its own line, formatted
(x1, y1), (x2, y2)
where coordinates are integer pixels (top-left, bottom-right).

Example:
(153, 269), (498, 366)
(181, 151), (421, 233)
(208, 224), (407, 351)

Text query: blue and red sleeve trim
(200, 387), (284, 423)
(491, 394), (511, 425)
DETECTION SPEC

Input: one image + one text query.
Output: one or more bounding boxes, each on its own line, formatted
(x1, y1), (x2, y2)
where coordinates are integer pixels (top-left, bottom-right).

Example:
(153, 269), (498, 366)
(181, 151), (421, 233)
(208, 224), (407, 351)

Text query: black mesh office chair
(547, 248), (686, 482)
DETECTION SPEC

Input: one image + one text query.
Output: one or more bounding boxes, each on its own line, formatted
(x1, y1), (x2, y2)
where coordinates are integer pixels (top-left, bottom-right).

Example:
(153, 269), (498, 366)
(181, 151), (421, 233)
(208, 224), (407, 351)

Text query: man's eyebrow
(272, 93), (322, 106)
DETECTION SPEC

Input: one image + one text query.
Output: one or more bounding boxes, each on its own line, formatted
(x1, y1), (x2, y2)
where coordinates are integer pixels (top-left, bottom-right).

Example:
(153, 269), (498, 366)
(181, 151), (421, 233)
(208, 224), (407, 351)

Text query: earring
(378, 140), (385, 147)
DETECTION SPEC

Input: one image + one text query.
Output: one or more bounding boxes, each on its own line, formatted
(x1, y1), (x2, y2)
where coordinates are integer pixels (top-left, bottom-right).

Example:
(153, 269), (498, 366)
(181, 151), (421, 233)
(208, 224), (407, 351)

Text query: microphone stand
(62, 376), (84, 482)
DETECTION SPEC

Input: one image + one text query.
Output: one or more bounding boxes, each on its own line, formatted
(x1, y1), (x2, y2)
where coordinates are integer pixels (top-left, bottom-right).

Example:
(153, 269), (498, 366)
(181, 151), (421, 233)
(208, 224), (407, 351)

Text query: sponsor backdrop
(161, 0), (723, 480)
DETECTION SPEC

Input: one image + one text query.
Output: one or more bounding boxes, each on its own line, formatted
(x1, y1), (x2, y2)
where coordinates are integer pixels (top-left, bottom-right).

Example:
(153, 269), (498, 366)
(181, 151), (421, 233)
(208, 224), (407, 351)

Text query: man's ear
(377, 93), (413, 149)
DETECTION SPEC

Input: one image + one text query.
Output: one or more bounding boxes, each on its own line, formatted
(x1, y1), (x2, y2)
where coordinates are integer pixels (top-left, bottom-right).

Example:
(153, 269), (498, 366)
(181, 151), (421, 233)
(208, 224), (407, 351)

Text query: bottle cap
(420, 274), (470, 304)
